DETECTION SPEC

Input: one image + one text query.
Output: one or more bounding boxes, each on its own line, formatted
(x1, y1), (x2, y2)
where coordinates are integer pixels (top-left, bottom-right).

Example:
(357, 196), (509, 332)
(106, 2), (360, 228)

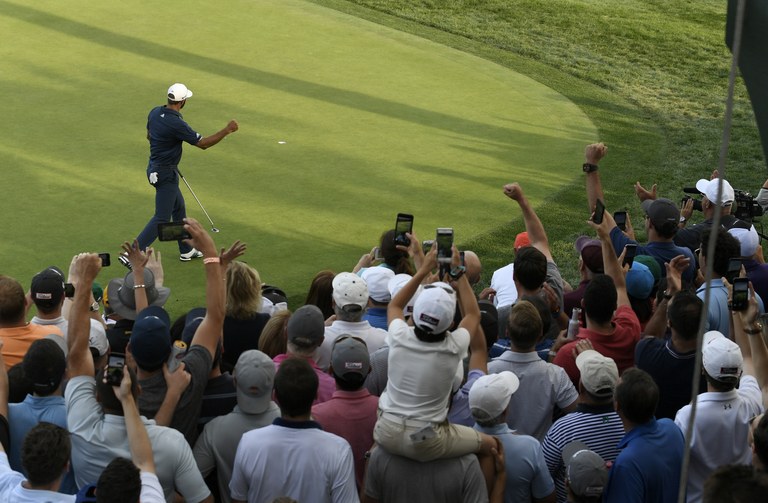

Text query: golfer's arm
(196, 127), (232, 150)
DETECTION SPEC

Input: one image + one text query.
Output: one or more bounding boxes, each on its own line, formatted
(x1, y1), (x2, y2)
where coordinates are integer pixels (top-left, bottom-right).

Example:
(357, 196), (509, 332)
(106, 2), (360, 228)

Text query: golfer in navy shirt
(136, 83), (238, 261)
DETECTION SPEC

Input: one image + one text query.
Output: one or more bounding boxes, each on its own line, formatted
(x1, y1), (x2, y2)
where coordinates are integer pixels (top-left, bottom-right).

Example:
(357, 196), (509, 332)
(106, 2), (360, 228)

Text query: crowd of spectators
(2, 143), (768, 502)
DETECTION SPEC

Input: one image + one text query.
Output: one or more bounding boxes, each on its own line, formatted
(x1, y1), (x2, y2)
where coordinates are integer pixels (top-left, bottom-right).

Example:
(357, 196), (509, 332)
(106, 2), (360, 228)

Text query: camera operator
(671, 176), (754, 257)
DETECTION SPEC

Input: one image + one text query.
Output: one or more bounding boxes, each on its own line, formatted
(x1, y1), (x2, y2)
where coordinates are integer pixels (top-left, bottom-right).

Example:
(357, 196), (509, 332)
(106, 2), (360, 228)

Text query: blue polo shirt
(610, 227), (697, 283)
(146, 106), (201, 168)
(604, 418), (684, 503)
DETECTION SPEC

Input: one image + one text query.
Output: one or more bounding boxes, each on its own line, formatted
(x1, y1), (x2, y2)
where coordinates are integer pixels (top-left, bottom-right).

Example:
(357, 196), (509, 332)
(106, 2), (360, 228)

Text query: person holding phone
(136, 83), (238, 262)
(580, 142), (697, 284)
(696, 228), (765, 337)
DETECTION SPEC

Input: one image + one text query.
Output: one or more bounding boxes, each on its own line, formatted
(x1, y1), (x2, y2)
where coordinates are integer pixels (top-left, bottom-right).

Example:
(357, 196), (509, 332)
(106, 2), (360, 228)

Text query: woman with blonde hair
(222, 261), (271, 371)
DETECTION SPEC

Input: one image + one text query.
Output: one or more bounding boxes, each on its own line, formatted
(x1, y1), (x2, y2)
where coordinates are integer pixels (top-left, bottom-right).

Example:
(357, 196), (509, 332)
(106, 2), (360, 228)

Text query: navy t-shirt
(635, 336), (706, 419)
(147, 106), (201, 168)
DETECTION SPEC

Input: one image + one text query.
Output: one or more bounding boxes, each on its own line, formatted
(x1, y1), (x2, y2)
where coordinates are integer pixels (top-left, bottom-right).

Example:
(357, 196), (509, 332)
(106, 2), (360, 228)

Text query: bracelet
(133, 284), (146, 290)
(582, 163), (599, 173)
(745, 323), (763, 335)
(203, 257), (221, 264)
(662, 290), (673, 300)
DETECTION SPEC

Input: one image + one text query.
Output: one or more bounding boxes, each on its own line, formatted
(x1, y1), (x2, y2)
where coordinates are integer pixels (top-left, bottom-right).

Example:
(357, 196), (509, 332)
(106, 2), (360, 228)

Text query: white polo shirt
(675, 375), (764, 503)
(229, 419), (358, 503)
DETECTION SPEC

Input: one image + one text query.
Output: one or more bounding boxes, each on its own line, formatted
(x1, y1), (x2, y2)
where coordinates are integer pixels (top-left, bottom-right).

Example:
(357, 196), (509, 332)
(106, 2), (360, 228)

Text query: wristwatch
(89, 301), (100, 312)
(679, 216), (687, 223)
(582, 163), (599, 173)
(449, 266), (466, 280)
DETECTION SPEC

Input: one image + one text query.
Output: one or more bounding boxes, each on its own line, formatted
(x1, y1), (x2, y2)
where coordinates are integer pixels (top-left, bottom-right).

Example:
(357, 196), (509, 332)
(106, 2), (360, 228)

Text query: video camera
(682, 187), (763, 222)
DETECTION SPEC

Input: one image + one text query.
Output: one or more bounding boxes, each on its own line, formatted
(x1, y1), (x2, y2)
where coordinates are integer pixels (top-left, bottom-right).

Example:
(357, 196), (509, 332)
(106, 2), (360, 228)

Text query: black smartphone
(394, 213), (414, 247)
(157, 222), (191, 241)
(104, 355), (125, 386)
(436, 228), (454, 264)
(614, 211), (627, 231)
(592, 199), (605, 225)
(726, 257), (742, 283)
(731, 278), (749, 311)
(98, 253), (111, 267)
(64, 283), (75, 298)
(373, 247), (383, 261)
(623, 244), (637, 268)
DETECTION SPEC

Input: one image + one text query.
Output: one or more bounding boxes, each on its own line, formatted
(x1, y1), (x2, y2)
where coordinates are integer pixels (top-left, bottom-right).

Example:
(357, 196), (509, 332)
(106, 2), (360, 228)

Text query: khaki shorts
(373, 411), (482, 462)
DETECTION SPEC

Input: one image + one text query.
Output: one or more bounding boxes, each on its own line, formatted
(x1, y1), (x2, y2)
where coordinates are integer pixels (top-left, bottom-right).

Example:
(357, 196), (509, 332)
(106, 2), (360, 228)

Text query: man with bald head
(461, 250), (482, 287)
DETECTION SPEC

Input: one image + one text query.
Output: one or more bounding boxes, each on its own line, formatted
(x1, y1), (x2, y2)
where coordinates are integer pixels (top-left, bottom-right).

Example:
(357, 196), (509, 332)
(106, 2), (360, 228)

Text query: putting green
(0, 0), (596, 313)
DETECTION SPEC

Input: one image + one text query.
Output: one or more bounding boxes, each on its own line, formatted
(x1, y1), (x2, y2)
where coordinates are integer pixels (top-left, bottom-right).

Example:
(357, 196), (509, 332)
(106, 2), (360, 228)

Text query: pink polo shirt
(273, 353), (335, 404)
(311, 388), (379, 487)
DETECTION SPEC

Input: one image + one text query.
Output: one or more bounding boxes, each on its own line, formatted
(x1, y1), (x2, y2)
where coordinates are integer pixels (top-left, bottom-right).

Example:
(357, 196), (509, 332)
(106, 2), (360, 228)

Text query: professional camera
(732, 189), (763, 222)
(682, 187), (763, 222)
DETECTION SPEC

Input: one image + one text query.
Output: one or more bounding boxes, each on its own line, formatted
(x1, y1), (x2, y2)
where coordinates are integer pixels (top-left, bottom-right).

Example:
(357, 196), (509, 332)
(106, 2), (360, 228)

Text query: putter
(175, 168), (220, 233)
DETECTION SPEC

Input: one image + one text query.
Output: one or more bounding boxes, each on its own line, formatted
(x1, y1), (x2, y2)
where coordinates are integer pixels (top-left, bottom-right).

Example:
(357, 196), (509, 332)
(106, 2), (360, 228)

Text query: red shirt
(553, 305), (641, 387)
(312, 389), (379, 488)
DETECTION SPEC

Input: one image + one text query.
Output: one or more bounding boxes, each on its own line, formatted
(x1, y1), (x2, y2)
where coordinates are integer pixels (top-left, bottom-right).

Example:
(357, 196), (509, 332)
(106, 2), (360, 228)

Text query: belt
(379, 410), (439, 429)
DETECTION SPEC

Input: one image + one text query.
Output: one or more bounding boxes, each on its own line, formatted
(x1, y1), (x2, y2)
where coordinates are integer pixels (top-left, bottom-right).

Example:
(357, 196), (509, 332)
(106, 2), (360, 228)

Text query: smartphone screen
(394, 213), (414, 247)
(436, 228), (453, 264)
(105, 355), (125, 385)
(731, 278), (749, 311)
(157, 222), (191, 241)
(98, 253), (111, 267)
(727, 257), (742, 283)
(614, 211), (627, 231)
(592, 199), (605, 225)
(623, 244), (637, 268)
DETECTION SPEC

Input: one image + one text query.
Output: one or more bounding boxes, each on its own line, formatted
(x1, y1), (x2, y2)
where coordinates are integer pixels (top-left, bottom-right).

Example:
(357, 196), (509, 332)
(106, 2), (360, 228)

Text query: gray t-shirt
(138, 345), (212, 445)
(364, 448), (488, 503)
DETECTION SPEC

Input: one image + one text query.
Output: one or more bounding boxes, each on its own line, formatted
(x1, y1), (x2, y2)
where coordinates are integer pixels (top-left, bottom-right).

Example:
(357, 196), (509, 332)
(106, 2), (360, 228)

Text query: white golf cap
(168, 83), (193, 102)
(696, 178), (735, 206)
(469, 371), (520, 422)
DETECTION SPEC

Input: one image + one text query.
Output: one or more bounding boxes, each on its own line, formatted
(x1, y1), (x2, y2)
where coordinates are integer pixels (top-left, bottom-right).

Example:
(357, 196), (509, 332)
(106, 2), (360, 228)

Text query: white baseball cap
(469, 371), (520, 421)
(696, 178), (735, 206)
(167, 83), (193, 102)
(702, 330), (743, 382)
(361, 267), (395, 303)
(575, 349), (619, 398)
(388, 274), (417, 316)
(332, 272), (368, 311)
(412, 282), (456, 334)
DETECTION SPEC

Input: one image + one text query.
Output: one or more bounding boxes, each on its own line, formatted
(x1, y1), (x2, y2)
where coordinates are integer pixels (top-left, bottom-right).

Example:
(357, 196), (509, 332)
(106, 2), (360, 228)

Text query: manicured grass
(0, 0), (598, 316)
(310, 0), (765, 287)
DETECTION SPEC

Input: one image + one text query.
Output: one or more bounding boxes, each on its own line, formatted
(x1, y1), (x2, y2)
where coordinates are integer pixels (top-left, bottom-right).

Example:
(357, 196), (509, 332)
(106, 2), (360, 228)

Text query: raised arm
(583, 143), (608, 214)
(388, 247), (437, 324)
(67, 253), (102, 378)
(184, 218), (226, 358)
(121, 240), (151, 314)
(195, 120), (239, 150)
(587, 215), (629, 307)
(732, 282), (768, 401)
(450, 246), (481, 335)
(115, 365), (156, 474)
(503, 182), (553, 261)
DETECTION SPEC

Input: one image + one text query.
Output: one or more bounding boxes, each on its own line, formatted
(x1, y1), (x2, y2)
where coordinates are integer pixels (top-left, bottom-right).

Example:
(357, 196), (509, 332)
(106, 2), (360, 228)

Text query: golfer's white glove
(149, 172), (158, 185)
